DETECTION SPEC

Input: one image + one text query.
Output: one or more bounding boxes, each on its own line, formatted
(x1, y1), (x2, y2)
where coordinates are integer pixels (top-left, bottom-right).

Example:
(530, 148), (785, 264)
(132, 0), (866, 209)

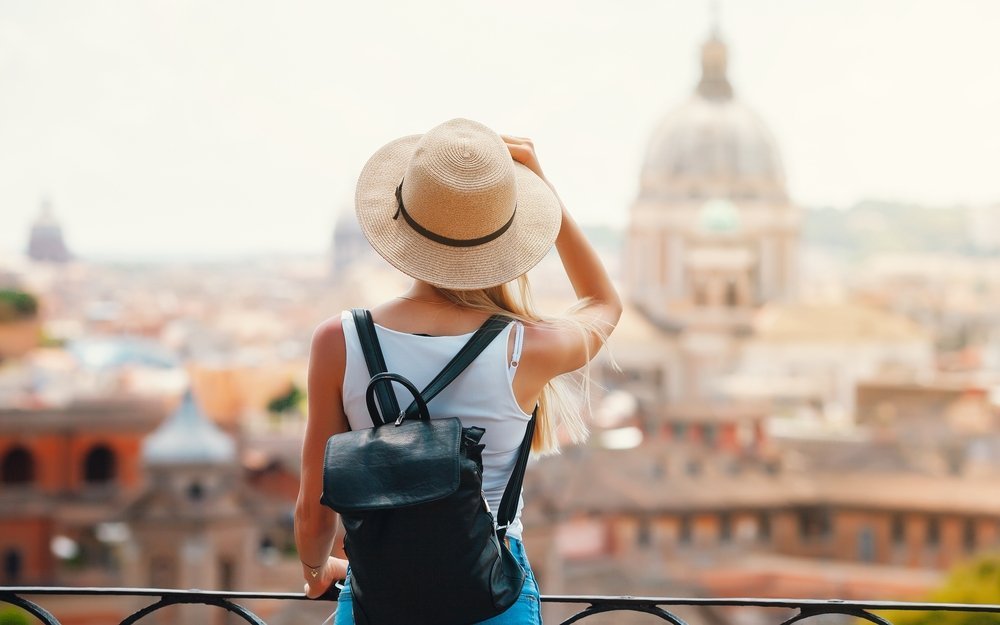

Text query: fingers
(500, 134), (532, 145)
(501, 134), (545, 179)
(305, 579), (330, 599)
(506, 143), (534, 159)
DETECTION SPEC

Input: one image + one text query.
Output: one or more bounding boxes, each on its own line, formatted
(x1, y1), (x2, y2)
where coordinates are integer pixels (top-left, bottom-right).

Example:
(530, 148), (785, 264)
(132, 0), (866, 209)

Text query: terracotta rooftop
(752, 301), (928, 343)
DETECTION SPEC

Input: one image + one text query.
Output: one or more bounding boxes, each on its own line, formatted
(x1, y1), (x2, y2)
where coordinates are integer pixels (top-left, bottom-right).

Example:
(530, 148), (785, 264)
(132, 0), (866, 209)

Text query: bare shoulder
(309, 315), (347, 365)
(520, 320), (588, 378)
(522, 320), (575, 350)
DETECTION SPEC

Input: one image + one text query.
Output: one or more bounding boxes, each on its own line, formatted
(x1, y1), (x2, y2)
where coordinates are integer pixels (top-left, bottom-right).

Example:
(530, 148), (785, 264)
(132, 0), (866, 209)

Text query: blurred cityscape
(3, 24), (1000, 625)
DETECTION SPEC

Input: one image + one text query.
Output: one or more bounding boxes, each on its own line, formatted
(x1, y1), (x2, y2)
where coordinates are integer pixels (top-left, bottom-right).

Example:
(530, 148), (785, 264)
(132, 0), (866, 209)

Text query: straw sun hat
(355, 118), (562, 290)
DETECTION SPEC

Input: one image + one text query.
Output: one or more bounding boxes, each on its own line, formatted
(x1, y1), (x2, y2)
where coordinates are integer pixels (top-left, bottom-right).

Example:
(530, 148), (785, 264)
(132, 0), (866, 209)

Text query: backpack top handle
(364, 372), (431, 425)
(351, 308), (511, 426)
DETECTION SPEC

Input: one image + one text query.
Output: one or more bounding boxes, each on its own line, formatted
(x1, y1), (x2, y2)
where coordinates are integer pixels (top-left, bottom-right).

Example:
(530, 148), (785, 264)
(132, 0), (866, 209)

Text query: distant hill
(802, 201), (976, 259)
(583, 201), (988, 262)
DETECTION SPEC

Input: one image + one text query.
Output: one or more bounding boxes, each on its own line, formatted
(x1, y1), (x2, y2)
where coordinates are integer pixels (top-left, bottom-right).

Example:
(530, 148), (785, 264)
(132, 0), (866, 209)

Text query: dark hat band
(393, 180), (516, 248)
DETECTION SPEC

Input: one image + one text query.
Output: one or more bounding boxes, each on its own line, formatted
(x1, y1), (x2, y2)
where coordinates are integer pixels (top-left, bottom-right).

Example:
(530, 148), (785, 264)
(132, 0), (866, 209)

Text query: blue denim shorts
(333, 537), (541, 625)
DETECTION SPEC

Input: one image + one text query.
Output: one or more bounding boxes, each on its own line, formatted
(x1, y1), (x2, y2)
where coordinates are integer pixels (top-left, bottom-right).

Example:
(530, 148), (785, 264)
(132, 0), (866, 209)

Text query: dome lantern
(697, 35), (733, 101)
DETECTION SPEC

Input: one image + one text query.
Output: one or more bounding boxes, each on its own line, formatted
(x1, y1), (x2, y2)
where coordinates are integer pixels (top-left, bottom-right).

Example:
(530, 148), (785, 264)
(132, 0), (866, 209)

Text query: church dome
(27, 198), (72, 263)
(640, 35), (786, 201)
(143, 390), (235, 466)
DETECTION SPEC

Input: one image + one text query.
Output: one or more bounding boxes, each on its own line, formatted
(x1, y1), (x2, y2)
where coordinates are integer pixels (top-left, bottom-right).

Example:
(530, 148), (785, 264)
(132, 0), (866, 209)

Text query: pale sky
(2, 0), (999, 259)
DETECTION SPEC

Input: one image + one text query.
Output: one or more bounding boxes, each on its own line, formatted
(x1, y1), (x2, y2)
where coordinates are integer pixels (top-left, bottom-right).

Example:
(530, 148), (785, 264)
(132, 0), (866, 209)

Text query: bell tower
(123, 390), (258, 621)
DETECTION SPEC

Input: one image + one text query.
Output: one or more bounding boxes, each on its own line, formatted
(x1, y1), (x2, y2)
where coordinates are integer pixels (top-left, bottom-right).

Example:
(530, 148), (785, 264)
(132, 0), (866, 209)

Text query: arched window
(83, 445), (116, 484)
(187, 481), (204, 501)
(3, 549), (22, 584)
(1, 446), (35, 485)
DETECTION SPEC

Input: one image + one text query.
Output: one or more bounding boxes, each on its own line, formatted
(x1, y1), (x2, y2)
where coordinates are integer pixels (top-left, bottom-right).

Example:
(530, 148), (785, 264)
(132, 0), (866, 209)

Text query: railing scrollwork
(3, 587), (1000, 625)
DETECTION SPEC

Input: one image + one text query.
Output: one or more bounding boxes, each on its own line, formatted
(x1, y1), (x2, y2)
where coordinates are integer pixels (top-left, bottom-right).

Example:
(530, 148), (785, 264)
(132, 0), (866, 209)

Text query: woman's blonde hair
(438, 275), (610, 455)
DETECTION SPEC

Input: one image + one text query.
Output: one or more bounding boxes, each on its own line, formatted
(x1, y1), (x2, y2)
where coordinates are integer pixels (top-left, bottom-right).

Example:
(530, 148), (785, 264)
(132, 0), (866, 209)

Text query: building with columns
(621, 30), (800, 404)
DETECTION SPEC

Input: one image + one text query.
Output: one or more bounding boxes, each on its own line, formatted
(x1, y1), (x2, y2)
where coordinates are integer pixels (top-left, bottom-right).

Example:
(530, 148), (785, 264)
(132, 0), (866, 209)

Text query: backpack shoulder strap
(351, 308), (400, 426)
(496, 412), (535, 542)
(401, 315), (511, 417)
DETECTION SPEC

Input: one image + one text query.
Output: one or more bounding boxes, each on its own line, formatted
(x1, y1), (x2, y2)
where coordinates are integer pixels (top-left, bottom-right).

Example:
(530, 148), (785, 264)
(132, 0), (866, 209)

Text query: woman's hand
(502, 135), (546, 182)
(303, 556), (349, 599)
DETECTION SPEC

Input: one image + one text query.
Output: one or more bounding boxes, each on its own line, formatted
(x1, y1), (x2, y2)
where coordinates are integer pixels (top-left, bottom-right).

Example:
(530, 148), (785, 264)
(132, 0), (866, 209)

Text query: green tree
(267, 383), (304, 415)
(883, 554), (1000, 625)
(0, 290), (38, 323)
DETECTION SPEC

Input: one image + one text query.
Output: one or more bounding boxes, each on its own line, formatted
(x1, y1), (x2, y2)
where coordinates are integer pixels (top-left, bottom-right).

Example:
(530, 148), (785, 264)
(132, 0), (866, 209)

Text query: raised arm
(503, 136), (622, 378)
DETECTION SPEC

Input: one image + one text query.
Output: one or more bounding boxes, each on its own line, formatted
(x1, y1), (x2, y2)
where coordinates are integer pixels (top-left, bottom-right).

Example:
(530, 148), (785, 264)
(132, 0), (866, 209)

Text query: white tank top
(340, 311), (532, 540)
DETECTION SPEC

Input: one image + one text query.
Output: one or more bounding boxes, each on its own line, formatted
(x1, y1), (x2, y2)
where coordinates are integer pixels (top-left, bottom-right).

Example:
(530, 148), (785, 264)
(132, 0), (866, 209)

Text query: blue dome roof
(69, 337), (178, 370)
(142, 391), (235, 466)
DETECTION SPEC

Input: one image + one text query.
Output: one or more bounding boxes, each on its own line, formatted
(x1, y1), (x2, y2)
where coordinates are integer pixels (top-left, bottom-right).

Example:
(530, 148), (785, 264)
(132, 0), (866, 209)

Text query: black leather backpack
(320, 309), (535, 625)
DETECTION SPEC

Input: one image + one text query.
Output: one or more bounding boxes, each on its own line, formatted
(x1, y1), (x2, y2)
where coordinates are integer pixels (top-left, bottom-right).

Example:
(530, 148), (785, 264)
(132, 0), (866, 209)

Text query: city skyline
(2, 0), (1000, 259)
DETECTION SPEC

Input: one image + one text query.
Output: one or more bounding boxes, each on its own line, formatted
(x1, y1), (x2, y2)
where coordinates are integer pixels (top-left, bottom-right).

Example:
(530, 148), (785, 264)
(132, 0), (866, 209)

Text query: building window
(3, 549), (22, 584)
(678, 516), (693, 545)
(927, 518), (941, 549)
(858, 526), (876, 562)
(637, 519), (652, 547)
(719, 513), (732, 543)
(797, 508), (832, 542)
(219, 557), (236, 591)
(188, 481), (205, 501)
(259, 536), (275, 554)
(757, 513), (771, 542)
(685, 459), (702, 477)
(964, 519), (977, 553)
(891, 515), (906, 547)
(725, 281), (739, 307)
(1, 446), (35, 485)
(83, 445), (116, 484)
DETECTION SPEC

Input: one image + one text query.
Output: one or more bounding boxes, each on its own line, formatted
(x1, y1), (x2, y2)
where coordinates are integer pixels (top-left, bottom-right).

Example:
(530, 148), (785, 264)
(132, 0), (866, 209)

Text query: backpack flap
(320, 417), (463, 513)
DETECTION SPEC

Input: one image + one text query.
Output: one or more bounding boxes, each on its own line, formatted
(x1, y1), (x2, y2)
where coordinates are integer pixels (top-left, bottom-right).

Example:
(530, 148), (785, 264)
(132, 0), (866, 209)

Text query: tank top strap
(508, 321), (524, 376)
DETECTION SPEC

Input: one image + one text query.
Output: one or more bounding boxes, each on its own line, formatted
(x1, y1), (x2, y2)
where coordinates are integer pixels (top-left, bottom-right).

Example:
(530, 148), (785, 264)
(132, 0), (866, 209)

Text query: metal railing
(3, 587), (1000, 625)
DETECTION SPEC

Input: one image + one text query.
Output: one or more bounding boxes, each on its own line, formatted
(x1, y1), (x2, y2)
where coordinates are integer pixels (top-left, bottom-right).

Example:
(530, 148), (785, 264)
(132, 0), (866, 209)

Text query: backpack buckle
(394, 411), (407, 426)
